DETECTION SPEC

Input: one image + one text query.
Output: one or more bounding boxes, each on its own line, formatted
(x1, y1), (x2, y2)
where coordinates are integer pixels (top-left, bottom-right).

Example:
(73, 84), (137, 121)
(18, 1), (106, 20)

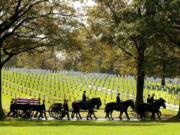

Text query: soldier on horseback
(150, 93), (156, 104)
(82, 91), (88, 103)
(116, 93), (121, 104)
(82, 91), (89, 108)
(147, 94), (151, 104)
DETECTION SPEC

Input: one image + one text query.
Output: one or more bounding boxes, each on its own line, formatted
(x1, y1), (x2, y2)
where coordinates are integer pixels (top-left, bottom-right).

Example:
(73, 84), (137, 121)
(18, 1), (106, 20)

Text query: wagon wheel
(49, 103), (62, 119)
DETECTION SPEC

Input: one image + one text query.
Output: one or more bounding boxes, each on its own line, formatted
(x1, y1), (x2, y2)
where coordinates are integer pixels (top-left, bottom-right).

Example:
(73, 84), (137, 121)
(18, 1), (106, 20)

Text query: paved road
(38, 117), (139, 121)
(36, 116), (175, 121)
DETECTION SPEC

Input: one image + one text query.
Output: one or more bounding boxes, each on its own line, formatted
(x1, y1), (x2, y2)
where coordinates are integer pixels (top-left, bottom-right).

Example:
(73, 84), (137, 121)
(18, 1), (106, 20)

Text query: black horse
(71, 98), (102, 120)
(136, 97), (166, 120)
(105, 99), (135, 120)
(7, 103), (30, 118)
(7, 103), (47, 119)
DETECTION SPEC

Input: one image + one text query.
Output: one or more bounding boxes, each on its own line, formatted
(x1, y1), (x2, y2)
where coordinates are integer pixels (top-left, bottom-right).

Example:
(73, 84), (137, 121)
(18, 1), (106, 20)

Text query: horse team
(7, 98), (47, 120)
(7, 93), (166, 121)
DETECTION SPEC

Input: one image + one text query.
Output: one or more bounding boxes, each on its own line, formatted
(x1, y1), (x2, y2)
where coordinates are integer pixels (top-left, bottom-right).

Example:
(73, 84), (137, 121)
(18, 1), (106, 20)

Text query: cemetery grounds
(0, 68), (180, 135)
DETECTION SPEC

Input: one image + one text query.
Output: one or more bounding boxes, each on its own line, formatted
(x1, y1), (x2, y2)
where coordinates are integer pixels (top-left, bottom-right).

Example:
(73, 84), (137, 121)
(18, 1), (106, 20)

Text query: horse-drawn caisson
(7, 93), (166, 121)
(7, 97), (47, 119)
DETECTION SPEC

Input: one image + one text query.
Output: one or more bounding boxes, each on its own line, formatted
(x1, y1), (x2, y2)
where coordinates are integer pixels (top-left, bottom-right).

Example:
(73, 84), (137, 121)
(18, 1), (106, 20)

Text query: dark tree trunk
(135, 43), (145, 108)
(0, 46), (8, 119)
(97, 55), (103, 72)
(161, 61), (166, 86)
(161, 75), (165, 86)
(0, 62), (5, 119)
(108, 64), (114, 74)
(177, 100), (180, 119)
(40, 60), (46, 69)
(0, 84), (5, 120)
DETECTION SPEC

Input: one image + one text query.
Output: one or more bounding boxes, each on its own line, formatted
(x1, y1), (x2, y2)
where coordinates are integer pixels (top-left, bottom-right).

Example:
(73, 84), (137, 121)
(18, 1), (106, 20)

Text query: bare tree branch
(117, 43), (136, 59)
(103, 0), (120, 24)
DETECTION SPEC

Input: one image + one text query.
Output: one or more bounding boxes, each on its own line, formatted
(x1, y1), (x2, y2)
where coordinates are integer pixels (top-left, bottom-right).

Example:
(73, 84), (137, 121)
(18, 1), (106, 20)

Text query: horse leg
(119, 111), (123, 120)
(106, 112), (111, 120)
(11, 111), (17, 117)
(90, 112), (93, 120)
(93, 112), (97, 120)
(71, 111), (74, 119)
(140, 115), (143, 120)
(12, 110), (17, 117)
(78, 112), (82, 119)
(37, 110), (42, 119)
(23, 110), (28, 119)
(151, 112), (155, 120)
(154, 112), (156, 120)
(34, 111), (38, 118)
(105, 112), (107, 118)
(142, 113), (146, 120)
(140, 113), (144, 120)
(137, 113), (139, 120)
(15, 111), (19, 117)
(60, 112), (65, 120)
(31, 111), (34, 118)
(125, 111), (130, 120)
(110, 111), (113, 120)
(67, 112), (70, 120)
(153, 112), (156, 120)
(75, 113), (79, 120)
(157, 111), (161, 120)
(38, 111), (42, 119)
(7, 111), (12, 117)
(105, 112), (108, 119)
(150, 113), (153, 120)
(87, 112), (90, 120)
(107, 112), (110, 120)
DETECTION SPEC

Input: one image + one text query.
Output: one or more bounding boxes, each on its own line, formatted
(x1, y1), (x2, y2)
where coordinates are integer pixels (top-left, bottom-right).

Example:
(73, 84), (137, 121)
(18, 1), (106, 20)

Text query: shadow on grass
(0, 119), (172, 127)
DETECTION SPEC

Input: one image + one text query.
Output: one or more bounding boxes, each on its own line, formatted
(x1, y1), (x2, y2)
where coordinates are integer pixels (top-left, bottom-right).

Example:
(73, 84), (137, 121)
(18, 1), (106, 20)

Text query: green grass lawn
(0, 120), (179, 135)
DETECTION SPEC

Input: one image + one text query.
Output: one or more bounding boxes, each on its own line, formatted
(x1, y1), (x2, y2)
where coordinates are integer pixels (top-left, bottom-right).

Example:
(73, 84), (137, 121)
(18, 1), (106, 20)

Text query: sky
(72, 0), (96, 11)
(56, 0), (96, 59)
(70, 0), (96, 25)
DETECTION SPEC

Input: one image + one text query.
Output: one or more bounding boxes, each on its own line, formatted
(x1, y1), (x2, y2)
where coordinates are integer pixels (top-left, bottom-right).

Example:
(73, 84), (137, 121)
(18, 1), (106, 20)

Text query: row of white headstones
(1, 67), (180, 106)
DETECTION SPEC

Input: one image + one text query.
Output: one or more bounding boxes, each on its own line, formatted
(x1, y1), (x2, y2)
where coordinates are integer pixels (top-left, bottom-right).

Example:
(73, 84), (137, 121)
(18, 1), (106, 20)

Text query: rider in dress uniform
(116, 93), (121, 104)
(150, 93), (156, 104)
(147, 94), (151, 104)
(82, 91), (88, 109)
(82, 91), (87, 103)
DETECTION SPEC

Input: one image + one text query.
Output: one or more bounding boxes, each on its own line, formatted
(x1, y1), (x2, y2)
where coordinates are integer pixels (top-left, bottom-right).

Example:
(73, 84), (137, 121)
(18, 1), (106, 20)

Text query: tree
(0, 0), (76, 119)
(145, 41), (180, 86)
(177, 100), (180, 119)
(88, 0), (169, 107)
(153, 0), (180, 118)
